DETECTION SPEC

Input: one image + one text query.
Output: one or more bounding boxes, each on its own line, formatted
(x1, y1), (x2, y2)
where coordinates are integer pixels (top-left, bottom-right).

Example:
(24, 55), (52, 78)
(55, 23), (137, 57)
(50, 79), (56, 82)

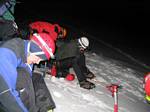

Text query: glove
(65, 73), (75, 81)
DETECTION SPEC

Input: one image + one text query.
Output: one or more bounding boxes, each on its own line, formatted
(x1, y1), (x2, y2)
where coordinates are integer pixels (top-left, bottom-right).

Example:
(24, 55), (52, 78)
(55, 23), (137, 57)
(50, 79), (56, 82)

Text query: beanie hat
(78, 37), (89, 49)
(31, 33), (55, 60)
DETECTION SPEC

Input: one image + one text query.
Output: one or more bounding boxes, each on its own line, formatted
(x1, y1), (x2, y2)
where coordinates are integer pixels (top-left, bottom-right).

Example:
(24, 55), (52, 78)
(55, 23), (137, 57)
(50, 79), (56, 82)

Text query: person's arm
(0, 49), (28, 112)
(0, 75), (28, 112)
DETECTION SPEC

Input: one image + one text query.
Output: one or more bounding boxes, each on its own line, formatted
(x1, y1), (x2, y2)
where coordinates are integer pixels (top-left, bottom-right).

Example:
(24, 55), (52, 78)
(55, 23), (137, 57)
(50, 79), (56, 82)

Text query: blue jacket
(0, 38), (32, 112)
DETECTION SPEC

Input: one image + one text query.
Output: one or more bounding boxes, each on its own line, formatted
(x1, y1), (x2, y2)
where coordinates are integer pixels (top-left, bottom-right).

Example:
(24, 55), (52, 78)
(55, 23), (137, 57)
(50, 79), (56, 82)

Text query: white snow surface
(44, 52), (150, 112)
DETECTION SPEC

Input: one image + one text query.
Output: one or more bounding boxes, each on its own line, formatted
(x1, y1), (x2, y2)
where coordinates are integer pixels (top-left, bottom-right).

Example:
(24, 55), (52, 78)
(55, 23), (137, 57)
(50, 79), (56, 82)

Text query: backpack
(0, 0), (12, 17)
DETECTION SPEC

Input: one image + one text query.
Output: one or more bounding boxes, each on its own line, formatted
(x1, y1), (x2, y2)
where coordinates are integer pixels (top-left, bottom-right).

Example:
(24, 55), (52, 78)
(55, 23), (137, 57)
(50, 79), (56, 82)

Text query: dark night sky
(15, 0), (150, 66)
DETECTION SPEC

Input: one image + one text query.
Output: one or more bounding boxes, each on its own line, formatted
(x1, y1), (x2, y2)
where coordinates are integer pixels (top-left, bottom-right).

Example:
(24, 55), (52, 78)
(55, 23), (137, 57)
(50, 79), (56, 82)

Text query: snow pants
(56, 53), (90, 82)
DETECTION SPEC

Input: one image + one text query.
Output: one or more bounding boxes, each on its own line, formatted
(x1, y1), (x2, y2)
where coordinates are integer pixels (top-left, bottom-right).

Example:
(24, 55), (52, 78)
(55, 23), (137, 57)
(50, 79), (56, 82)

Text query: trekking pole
(106, 84), (122, 112)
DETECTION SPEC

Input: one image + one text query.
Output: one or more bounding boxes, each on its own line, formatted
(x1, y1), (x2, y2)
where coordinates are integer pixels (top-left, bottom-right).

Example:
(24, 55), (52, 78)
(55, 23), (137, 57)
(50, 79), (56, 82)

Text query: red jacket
(144, 73), (150, 96)
(29, 21), (61, 41)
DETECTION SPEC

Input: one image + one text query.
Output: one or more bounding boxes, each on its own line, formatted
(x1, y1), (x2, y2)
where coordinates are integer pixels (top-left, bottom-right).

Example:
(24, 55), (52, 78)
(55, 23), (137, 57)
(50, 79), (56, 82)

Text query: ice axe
(106, 84), (122, 112)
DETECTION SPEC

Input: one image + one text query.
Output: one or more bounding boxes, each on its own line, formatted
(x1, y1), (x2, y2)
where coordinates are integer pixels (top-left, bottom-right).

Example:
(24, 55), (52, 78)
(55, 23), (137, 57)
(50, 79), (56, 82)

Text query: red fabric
(51, 65), (57, 76)
(144, 73), (150, 96)
(29, 21), (61, 41)
(65, 74), (75, 81)
(114, 104), (118, 112)
(145, 78), (150, 96)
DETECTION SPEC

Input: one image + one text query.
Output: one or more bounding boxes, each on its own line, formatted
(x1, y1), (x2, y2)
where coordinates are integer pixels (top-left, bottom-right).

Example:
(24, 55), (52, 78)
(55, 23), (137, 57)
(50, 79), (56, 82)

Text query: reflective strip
(12, 22), (18, 29)
(27, 41), (46, 56)
(25, 63), (32, 71)
(33, 33), (55, 59)
(31, 52), (45, 55)
(27, 41), (30, 53)
(19, 88), (25, 93)
(0, 89), (11, 96)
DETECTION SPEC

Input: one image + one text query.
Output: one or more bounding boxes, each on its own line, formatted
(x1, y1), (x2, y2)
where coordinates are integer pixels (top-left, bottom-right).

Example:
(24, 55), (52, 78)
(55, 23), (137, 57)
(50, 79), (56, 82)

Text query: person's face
(79, 47), (86, 53)
(27, 54), (43, 64)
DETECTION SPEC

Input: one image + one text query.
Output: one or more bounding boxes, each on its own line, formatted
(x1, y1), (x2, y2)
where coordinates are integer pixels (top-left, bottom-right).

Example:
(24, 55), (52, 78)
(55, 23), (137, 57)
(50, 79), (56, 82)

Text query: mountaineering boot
(85, 72), (95, 79)
(79, 80), (95, 89)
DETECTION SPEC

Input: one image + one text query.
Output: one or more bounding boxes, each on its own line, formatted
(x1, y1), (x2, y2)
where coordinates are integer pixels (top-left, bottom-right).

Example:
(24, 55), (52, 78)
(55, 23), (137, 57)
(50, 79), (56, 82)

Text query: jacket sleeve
(0, 49), (28, 112)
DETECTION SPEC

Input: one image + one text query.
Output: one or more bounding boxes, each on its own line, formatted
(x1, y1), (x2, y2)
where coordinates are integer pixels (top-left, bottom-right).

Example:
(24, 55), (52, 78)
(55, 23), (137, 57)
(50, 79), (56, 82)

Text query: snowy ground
(44, 52), (150, 112)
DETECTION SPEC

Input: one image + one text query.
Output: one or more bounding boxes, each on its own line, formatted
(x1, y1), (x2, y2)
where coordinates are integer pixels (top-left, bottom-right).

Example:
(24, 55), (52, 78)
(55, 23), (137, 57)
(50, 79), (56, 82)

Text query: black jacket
(55, 39), (80, 60)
